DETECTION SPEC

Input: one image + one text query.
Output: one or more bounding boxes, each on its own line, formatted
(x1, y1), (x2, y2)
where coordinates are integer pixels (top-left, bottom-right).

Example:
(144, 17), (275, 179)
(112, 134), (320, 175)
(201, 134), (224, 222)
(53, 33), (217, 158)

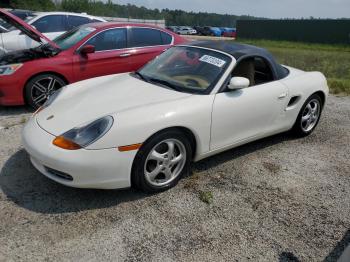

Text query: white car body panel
(22, 45), (329, 189)
(0, 12), (105, 52)
(198, 67), (328, 161)
(36, 73), (193, 136)
(36, 73), (213, 156)
(178, 27), (197, 35)
(211, 80), (289, 150)
(22, 117), (134, 189)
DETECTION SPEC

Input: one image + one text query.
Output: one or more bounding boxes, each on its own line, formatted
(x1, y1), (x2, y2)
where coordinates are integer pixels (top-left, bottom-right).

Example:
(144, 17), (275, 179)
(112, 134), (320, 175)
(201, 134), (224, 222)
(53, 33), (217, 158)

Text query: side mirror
(80, 45), (95, 56)
(228, 77), (250, 90)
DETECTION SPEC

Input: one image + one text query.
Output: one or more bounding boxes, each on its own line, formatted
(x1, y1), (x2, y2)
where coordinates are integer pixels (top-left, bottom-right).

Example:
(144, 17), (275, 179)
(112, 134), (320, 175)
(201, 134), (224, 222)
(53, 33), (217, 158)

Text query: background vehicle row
(166, 25), (236, 37)
(0, 11), (106, 52)
(0, 9), (186, 108)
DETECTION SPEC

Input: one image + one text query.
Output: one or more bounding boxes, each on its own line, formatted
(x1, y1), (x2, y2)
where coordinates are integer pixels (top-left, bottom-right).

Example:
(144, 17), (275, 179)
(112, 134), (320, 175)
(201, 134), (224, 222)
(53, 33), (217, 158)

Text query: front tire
(131, 129), (192, 193)
(25, 74), (66, 109)
(291, 94), (323, 137)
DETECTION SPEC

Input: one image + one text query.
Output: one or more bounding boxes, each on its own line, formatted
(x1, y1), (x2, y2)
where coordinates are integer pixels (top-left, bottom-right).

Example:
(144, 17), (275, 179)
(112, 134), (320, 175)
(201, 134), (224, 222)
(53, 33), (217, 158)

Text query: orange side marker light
(53, 136), (81, 150)
(118, 143), (142, 152)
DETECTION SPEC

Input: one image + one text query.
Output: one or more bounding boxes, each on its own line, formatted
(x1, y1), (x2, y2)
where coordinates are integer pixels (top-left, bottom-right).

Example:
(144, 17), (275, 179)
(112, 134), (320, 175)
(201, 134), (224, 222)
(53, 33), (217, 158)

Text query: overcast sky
(112, 0), (350, 18)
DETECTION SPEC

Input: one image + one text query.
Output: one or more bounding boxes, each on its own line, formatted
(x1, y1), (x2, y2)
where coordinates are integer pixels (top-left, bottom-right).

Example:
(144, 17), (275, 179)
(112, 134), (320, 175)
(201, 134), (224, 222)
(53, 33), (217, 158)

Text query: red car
(223, 31), (237, 38)
(0, 9), (186, 108)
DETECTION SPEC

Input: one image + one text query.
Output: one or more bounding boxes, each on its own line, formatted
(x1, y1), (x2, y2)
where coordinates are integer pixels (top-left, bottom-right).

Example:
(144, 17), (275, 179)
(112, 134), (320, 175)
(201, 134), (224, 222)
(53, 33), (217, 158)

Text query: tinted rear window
(128, 28), (163, 47)
(85, 28), (127, 51)
(32, 15), (66, 33)
(160, 31), (172, 45)
(67, 15), (91, 30)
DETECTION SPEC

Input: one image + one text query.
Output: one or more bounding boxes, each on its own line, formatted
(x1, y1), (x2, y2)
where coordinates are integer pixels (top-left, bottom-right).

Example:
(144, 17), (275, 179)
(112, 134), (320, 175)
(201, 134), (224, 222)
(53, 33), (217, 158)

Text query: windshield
(138, 46), (231, 94)
(53, 26), (96, 50)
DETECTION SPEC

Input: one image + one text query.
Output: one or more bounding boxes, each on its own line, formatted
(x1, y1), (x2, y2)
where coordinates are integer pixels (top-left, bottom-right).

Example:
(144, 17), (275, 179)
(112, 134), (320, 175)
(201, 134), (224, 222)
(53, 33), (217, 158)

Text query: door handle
(278, 93), (287, 99)
(119, 53), (131, 57)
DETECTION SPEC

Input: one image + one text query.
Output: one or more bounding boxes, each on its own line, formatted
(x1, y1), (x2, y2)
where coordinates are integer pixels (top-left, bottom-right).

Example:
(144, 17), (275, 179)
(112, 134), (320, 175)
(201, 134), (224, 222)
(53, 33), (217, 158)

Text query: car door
(127, 27), (173, 71)
(210, 57), (289, 150)
(31, 14), (67, 40)
(72, 27), (130, 81)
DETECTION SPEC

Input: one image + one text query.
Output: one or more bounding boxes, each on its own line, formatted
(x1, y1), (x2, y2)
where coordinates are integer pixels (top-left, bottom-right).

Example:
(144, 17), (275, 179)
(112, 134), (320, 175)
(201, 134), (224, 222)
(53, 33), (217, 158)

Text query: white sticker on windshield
(199, 55), (226, 68)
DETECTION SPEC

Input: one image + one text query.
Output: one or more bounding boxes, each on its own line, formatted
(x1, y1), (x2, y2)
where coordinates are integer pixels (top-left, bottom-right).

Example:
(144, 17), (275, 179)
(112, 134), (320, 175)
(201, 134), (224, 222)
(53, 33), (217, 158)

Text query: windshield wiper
(148, 77), (181, 92)
(36, 43), (60, 56)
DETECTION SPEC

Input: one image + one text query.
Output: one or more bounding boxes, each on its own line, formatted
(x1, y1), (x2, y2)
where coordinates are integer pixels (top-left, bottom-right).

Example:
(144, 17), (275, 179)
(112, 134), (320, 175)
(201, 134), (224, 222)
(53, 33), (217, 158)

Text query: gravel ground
(0, 95), (349, 261)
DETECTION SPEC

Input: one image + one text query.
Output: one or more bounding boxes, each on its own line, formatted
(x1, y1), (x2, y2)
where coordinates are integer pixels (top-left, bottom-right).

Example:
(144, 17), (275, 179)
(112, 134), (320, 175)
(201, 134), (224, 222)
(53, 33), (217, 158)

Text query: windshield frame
(137, 45), (233, 95)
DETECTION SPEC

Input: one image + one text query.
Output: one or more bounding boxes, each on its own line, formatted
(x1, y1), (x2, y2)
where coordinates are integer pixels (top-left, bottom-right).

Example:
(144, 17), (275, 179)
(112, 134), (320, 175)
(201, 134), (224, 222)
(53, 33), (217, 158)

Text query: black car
(194, 26), (214, 36)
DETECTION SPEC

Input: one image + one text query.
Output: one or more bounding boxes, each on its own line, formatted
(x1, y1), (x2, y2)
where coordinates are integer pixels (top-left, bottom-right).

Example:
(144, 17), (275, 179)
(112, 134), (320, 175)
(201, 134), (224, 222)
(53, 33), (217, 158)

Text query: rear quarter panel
(280, 66), (329, 130)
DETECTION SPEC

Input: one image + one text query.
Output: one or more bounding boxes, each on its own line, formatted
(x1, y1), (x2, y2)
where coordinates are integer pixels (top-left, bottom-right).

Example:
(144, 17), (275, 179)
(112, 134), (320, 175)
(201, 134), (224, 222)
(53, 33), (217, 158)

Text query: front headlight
(0, 63), (23, 75)
(53, 116), (114, 150)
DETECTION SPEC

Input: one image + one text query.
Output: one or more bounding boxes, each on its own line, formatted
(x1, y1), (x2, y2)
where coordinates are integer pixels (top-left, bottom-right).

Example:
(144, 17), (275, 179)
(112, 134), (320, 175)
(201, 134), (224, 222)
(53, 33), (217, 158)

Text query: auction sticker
(199, 55), (226, 68)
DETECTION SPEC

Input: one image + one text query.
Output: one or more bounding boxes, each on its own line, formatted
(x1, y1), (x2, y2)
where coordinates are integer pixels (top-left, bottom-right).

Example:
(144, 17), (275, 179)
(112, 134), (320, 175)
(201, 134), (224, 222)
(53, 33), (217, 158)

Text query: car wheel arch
(290, 91), (324, 135)
(140, 126), (197, 160)
(313, 90), (326, 107)
(23, 71), (69, 104)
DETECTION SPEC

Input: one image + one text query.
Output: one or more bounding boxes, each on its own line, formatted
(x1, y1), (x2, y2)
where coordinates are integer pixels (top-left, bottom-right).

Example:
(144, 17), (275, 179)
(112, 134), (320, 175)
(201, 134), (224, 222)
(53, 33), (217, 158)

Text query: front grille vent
(45, 166), (73, 181)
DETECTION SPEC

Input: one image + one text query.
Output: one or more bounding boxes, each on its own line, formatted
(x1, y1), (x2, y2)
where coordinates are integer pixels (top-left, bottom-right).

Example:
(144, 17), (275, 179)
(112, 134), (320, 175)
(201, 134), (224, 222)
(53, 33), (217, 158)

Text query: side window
(160, 31), (172, 45)
(232, 56), (274, 87)
(32, 15), (66, 33)
(128, 28), (163, 48)
(85, 28), (127, 51)
(67, 15), (91, 30)
(253, 57), (274, 85)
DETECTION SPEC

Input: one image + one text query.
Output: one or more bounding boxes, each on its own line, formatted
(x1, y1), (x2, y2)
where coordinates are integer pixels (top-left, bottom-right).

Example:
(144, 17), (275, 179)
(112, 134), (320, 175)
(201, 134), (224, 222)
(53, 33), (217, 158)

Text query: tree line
(1, 0), (263, 27)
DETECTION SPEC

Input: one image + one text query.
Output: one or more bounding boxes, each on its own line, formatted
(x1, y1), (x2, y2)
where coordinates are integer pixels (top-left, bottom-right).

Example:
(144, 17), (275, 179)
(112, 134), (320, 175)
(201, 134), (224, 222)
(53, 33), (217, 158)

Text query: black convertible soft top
(190, 41), (289, 80)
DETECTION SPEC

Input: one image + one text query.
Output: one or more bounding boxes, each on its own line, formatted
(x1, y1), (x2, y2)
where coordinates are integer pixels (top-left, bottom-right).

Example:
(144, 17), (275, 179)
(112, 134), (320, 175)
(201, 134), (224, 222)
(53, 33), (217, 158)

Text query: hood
(0, 9), (58, 49)
(36, 73), (192, 136)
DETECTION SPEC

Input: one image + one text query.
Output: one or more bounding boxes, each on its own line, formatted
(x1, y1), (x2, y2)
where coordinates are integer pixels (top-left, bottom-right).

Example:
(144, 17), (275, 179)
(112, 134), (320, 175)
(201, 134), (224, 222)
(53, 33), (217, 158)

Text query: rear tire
(131, 129), (192, 193)
(291, 94), (323, 137)
(25, 74), (66, 109)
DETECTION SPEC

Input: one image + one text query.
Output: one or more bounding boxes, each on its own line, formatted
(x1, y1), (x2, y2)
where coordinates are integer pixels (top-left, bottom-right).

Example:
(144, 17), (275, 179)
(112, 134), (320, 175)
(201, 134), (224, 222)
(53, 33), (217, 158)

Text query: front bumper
(22, 116), (137, 189)
(0, 75), (25, 106)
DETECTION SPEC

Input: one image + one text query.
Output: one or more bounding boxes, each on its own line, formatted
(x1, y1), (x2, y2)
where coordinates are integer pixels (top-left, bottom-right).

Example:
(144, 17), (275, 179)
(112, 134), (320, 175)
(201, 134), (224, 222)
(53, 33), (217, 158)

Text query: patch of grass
(198, 190), (213, 204)
(238, 38), (350, 53)
(20, 116), (27, 124)
(328, 78), (350, 95)
(183, 173), (214, 204)
(235, 39), (350, 95)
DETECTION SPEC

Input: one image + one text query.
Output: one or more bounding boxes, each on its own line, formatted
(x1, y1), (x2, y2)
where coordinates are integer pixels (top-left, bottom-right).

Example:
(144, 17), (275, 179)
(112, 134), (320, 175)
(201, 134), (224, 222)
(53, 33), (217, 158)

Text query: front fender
(88, 95), (215, 157)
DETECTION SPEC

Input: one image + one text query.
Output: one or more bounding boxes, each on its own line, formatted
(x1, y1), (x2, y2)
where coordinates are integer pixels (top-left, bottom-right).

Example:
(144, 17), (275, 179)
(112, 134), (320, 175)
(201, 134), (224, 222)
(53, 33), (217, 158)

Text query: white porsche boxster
(22, 41), (329, 192)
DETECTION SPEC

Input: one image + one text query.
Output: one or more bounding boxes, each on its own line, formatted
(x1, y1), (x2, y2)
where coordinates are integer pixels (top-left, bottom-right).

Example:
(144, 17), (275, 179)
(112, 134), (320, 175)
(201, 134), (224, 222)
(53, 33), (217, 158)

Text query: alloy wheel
(301, 98), (321, 132)
(144, 139), (187, 187)
(31, 76), (64, 107)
